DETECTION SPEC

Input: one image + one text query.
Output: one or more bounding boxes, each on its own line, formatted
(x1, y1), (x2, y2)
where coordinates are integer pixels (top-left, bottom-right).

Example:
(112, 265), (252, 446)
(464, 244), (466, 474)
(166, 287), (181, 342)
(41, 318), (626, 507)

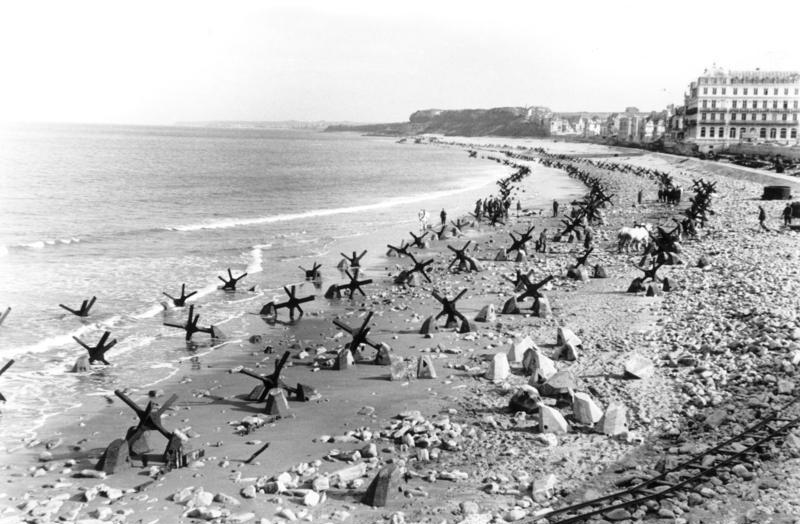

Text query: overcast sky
(1, 0), (799, 125)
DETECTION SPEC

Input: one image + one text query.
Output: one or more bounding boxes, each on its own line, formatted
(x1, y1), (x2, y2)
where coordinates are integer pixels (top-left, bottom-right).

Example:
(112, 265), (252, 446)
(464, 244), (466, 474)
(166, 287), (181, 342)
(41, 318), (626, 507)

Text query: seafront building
(682, 67), (800, 151)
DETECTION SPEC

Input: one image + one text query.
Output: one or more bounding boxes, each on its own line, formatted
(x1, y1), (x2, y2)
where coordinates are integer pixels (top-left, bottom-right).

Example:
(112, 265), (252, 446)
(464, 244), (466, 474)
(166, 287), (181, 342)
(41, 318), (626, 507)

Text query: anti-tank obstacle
(59, 296), (97, 317)
(432, 288), (472, 332)
(259, 285), (315, 321)
(447, 241), (481, 273)
(162, 284), (197, 307)
(73, 331), (117, 365)
(394, 253), (434, 285)
(325, 270), (373, 299)
(0, 359), (14, 402)
(163, 305), (221, 340)
(333, 311), (390, 363)
(218, 269), (247, 291)
(0, 307), (10, 326)
(299, 262), (322, 281)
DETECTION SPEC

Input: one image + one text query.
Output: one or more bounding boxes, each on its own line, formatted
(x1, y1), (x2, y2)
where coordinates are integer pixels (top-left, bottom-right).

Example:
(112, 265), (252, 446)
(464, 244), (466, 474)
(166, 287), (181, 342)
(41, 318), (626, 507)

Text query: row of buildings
(533, 67), (800, 152)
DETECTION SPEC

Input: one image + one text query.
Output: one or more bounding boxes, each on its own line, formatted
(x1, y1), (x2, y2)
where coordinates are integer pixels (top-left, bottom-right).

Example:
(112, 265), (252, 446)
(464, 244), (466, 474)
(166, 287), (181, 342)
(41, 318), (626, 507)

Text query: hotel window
(760, 128), (767, 138)
(783, 101), (788, 109)
(712, 88), (717, 95)
(764, 88), (768, 95)
(719, 127), (724, 137)
(722, 88), (726, 95)
(732, 100), (738, 108)
(773, 101), (778, 109)
(709, 127), (715, 137)
(710, 114), (716, 121)
(702, 100), (708, 108)
(752, 101), (758, 108)
(785, 88), (789, 95)
(703, 87), (708, 95)
(711, 100), (716, 108)
(730, 128), (736, 138)
(792, 128), (798, 139)
(700, 127), (706, 137)
(783, 114), (788, 121)
(773, 114), (777, 121)
(762, 114), (767, 120)
(794, 114), (798, 121)
(796, 88), (799, 95)
(701, 113), (707, 121)
(731, 113), (736, 121)
(794, 101), (798, 109)
(774, 88), (778, 95)
(733, 88), (738, 95)
(780, 128), (787, 139)
(763, 100), (768, 108)
(744, 88), (749, 95)
(740, 127), (746, 137)
(770, 128), (777, 138)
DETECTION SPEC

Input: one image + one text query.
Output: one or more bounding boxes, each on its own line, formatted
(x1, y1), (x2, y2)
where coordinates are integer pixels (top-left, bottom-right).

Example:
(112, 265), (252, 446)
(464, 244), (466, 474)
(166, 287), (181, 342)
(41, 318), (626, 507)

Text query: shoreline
(3, 138), (800, 523)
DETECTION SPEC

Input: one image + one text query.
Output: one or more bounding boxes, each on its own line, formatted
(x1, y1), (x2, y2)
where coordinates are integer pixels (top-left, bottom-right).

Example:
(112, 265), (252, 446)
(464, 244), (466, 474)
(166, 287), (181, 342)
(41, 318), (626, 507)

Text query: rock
(531, 474), (557, 502)
(312, 476), (330, 491)
(374, 343), (392, 366)
(96, 438), (131, 475)
(662, 276), (675, 291)
(331, 462), (367, 485)
(538, 370), (575, 398)
(501, 297), (520, 315)
(557, 341), (579, 361)
(597, 403), (628, 436)
(475, 304), (497, 323)
(508, 336), (535, 363)
(566, 266), (589, 281)
(624, 355), (655, 379)
(459, 318), (474, 333)
(508, 386), (541, 414)
(777, 379), (795, 394)
(627, 277), (645, 293)
(214, 492), (241, 506)
(539, 405), (569, 433)
(533, 296), (551, 318)
(302, 491), (321, 507)
(522, 349), (556, 382)
(336, 347), (355, 370)
(593, 265), (608, 278)
(240, 485), (257, 499)
(504, 508), (527, 521)
(419, 316), (438, 335)
(362, 464), (402, 507)
(278, 508), (298, 521)
(556, 327), (581, 347)
(697, 255), (710, 268)
(325, 284), (342, 299)
(265, 388), (291, 418)
(514, 250), (527, 263)
(417, 356), (437, 379)
(572, 392), (603, 425)
(360, 443), (378, 458)
(495, 249), (509, 261)
(646, 283), (663, 296)
(460, 501), (480, 515)
(229, 512), (256, 523)
(389, 356), (408, 381)
(605, 508), (632, 521)
(486, 353), (510, 382)
(72, 355), (90, 373)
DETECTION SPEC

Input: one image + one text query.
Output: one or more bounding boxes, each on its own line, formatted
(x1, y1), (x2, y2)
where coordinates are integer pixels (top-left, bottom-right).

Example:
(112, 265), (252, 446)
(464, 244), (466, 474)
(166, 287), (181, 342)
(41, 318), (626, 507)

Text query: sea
(0, 124), (586, 444)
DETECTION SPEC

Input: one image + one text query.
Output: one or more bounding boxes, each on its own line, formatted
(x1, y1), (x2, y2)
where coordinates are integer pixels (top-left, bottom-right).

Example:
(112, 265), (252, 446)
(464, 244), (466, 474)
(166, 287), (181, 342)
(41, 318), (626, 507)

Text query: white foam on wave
(133, 304), (165, 319)
(2, 237), (83, 255)
(10, 315), (124, 358)
(166, 181), (492, 232)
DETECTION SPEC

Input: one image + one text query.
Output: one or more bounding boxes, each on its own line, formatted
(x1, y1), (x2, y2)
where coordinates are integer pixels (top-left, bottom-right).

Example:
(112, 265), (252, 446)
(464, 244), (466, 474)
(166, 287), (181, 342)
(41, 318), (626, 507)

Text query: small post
(162, 284), (197, 307)
(0, 359), (14, 401)
(218, 269), (247, 291)
(244, 441), (271, 464)
(59, 296), (97, 317)
(0, 307), (10, 326)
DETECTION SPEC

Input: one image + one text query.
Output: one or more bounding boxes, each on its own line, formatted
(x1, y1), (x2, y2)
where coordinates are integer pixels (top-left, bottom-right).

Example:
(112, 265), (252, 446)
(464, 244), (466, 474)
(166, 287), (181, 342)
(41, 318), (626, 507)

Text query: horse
(617, 223), (653, 253)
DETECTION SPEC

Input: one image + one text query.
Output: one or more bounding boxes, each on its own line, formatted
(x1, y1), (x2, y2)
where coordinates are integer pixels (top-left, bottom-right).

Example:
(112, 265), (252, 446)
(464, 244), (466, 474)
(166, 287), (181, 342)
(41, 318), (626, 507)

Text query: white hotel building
(683, 68), (800, 150)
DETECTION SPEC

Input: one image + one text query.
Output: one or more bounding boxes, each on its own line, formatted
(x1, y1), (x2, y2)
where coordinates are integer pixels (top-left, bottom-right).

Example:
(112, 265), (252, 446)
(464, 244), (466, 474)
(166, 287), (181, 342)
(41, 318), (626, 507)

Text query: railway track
(531, 395), (800, 523)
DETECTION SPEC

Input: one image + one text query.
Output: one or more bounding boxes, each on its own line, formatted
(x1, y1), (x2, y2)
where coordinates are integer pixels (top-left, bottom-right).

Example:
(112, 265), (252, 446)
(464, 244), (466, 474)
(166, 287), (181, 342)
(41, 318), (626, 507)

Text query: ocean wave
(2, 237), (83, 254)
(164, 182), (492, 232)
(9, 315), (123, 358)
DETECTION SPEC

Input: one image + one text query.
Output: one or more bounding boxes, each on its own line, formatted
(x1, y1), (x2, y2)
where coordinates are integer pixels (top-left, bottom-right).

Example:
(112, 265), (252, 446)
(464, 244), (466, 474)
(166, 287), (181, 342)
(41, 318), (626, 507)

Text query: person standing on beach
(758, 205), (769, 231)
(783, 203), (793, 226)
(583, 226), (594, 249)
(440, 209), (447, 226)
(637, 189), (643, 205)
(538, 228), (548, 253)
(516, 200), (522, 218)
(552, 200), (559, 217)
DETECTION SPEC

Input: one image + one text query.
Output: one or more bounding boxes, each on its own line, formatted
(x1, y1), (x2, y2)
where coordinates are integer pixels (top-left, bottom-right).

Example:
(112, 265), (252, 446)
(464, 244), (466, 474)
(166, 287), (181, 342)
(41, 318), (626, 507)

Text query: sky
(1, 0), (799, 125)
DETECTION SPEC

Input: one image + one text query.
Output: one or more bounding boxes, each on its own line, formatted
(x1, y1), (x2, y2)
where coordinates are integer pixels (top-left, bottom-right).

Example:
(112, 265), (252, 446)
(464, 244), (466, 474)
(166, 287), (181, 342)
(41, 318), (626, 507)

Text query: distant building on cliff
(683, 67), (800, 151)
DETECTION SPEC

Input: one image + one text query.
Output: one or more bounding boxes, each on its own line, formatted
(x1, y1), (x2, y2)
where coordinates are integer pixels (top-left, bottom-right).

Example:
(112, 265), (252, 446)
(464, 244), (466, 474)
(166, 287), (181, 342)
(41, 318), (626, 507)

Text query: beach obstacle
(0, 359), (14, 402)
(329, 270), (373, 299)
(507, 225), (536, 254)
(408, 231), (429, 249)
(432, 288), (470, 331)
(73, 331), (117, 365)
(239, 351), (291, 401)
(110, 389), (203, 470)
(0, 307), (10, 326)
(395, 253), (434, 285)
(386, 241), (411, 258)
(517, 274), (554, 308)
(447, 241), (480, 273)
(333, 311), (389, 361)
(260, 285), (315, 321)
(218, 268), (247, 291)
(340, 250), (367, 269)
(162, 284), (197, 307)
(566, 247), (593, 281)
(59, 296), (96, 317)
(451, 218), (471, 230)
(163, 305), (220, 340)
(628, 259), (665, 294)
(299, 262), (322, 281)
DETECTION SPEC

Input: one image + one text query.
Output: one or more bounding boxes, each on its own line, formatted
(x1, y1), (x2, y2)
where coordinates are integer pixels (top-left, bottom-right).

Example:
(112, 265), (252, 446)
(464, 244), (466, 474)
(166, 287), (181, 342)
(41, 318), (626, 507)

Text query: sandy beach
(3, 138), (800, 524)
